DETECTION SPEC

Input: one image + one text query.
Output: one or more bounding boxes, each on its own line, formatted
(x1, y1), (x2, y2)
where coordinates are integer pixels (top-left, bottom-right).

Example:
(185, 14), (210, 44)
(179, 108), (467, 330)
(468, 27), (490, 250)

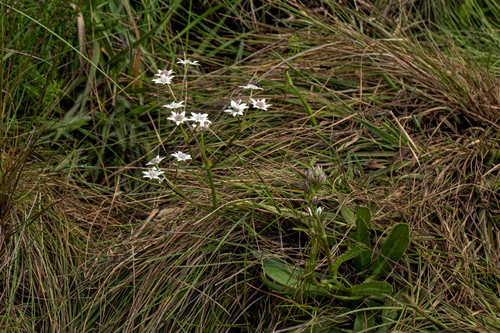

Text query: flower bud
(306, 206), (313, 216)
(309, 228), (316, 236)
(312, 165), (323, 177)
(311, 196), (319, 206)
(303, 180), (311, 193)
(318, 173), (326, 184)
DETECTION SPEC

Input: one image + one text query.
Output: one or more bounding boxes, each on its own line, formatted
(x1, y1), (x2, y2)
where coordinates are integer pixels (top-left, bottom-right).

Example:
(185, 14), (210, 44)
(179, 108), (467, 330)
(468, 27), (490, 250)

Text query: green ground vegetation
(1, 0), (500, 332)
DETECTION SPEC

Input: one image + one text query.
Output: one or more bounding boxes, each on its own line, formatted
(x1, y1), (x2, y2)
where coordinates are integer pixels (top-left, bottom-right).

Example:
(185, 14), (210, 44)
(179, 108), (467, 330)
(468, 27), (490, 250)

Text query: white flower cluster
(142, 152), (192, 183)
(152, 58), (199, 85)
(165, 109), (212, 129)
(224, 83), (272, 117)
(147, 63), (273, 185)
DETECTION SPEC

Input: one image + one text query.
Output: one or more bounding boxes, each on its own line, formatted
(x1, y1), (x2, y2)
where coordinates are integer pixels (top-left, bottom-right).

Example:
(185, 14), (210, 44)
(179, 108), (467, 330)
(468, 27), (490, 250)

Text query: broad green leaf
(260, 273), (294, 294)
(349, 281), (393, 298)
(262, 259), (329, 297)
(353, 206), (372, 272)
(370, 223), (410, 279)
(341, 205), (355, 225)
(375, 303), (399, 333)
(354, 311), (376, 332)
(331, 245), (363, 277)
(353, 313), (364, 332)
(356, 206), (371, 226)
(262, 265), (301, 288)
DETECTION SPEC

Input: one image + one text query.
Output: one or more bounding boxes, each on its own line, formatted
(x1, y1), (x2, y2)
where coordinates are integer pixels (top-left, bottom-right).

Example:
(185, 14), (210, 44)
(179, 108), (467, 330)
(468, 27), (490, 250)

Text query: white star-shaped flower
(142, 167), (164, 183)
(146, 155), (166, 166)
(163, 101), (185, 109)
(189, 112), (210, 124)
(154, 69), (174, 77)
(239, 83), (263, 90)
(224, 108), (243, 117)
(171, 151), (192, 162)
(152, 74), (174, 85)
(177, 58), (199, 66)
(250, 98), (272, 111)
(166, 111), (188, 126)
(224, 100), (248, 117)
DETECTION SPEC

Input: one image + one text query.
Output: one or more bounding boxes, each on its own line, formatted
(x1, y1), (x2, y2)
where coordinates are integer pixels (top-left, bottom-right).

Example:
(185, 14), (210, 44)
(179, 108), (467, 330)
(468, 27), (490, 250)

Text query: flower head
(163, 101), (185, 109)
(304, 165), (326, 193)
(142, 166), (164, 183)
(171, 151), (192, 162)
(239, 83), (263, 90)
(177, 58), (199, 66)
(224, 108), (243, 117)
(250, 98), (272, 111)
(189, 112), (210, 124)
(167, 111), (188, 126)
(152, 74), (174, 85)
(224, 100), (248, 117)
(155, 69), (174, 77)
(146, 155), (166, 166)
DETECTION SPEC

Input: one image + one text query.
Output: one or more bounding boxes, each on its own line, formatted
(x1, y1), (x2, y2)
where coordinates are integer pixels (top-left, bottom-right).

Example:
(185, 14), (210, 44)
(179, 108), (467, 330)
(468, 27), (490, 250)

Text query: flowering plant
(142, 59), (272, 210)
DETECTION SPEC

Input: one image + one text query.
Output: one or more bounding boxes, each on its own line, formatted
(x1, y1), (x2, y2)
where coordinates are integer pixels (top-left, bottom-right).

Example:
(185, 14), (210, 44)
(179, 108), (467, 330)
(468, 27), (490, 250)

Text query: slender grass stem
(200, 132), (218, 209)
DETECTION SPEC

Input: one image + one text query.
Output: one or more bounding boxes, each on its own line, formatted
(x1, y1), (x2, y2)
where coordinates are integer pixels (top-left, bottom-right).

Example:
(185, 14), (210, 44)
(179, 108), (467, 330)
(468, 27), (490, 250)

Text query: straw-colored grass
(1, 0), (500, 332)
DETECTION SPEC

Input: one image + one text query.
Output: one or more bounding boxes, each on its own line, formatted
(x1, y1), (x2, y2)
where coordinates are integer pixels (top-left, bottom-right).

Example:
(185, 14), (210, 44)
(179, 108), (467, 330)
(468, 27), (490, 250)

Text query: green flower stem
(200, 132), (218, 209)
(243, 112), (258, 129)
(162, 177), (210, 210)
(166, 84), (176, 101)
(174, 165), (179, 185)
(309, 202), (334, 277)
(211, 126), (243, 168)
(241, 89), (254, 129)
(306, 195), (333, 273)
(306, 233), (320, 284)
(180, 125), (201, 169)
(212, 90), (256, 168)
(318, 221), (335, 276)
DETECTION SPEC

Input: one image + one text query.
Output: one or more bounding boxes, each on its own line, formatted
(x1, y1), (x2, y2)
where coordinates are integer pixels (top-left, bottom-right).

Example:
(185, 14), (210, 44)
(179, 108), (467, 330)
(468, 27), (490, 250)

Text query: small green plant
(262, 166), (410, 302)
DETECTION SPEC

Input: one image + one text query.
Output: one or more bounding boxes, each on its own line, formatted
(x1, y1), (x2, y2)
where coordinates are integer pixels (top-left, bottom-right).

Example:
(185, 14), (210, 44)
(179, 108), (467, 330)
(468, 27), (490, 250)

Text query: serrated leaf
(349, 281), (393, 298)
(370, 223), (410, 279)
(331, 245), (363, 277)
